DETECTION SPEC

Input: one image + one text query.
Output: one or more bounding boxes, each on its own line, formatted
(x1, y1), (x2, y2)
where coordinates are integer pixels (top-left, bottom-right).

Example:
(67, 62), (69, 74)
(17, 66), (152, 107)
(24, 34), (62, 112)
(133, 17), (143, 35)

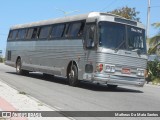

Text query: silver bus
(5, 12), (147, 88)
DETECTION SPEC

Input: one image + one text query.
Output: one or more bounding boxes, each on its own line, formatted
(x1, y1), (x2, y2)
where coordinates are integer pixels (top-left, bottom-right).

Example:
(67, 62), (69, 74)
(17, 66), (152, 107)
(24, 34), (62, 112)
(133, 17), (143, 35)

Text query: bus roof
(10, 12), (145, 30)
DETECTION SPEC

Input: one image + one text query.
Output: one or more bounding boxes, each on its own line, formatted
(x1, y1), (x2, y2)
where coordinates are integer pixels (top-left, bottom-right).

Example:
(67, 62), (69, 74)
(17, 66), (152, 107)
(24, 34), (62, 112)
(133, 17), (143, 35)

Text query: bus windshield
(99, 21), (146, 53)
(127, 26), (146, 53)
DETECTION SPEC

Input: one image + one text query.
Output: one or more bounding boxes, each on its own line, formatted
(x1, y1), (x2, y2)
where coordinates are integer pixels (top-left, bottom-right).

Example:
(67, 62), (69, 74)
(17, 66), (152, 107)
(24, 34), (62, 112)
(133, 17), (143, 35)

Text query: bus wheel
(68, 65), (79, 86)
(16, 59), (29, 75)
(107, 84), (118, 89)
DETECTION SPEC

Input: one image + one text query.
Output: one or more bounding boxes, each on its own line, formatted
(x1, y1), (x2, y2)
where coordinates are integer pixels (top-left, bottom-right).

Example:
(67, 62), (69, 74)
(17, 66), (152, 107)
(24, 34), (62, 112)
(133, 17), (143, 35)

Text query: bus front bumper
(83, 73), (145, 87)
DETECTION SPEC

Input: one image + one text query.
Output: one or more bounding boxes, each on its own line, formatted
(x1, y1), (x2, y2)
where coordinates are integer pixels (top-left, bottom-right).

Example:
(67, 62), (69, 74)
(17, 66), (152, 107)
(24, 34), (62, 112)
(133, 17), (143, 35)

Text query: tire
(67, 65), (79, 86)
(16, 59), (29, 75)
(107, 84), (118, 89)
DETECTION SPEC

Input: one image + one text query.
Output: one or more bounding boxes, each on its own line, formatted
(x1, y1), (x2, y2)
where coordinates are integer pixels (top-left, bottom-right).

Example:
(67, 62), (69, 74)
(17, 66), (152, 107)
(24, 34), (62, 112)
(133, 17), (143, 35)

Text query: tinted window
(127, 26), (146, 53)
(26, 28), (34, 39)
(67, 22), (84, 37)
(99, 22), (126, 49)
(31, 28), (39, 39)
(85, 24), (96, 48)
(8, 30), (13, 40)
(39, 26), (50, 39)
(50, 24), (65, 38)
(12, 30), (18, 39)
(17, 29), (27, 39)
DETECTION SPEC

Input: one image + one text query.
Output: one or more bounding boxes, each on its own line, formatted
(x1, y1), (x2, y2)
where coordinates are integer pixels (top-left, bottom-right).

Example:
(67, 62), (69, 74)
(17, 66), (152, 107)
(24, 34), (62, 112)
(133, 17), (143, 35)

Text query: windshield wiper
(132, 48), (141, 55)
(114, 40), (125, 52)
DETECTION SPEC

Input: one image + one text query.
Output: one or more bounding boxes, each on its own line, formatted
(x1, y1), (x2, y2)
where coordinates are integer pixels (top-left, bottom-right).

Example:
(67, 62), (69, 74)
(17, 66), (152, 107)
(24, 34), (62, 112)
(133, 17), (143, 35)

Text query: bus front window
(99, 22), (126, 50)
(127, 26), (146, 54)
(99, 21), (146, 54)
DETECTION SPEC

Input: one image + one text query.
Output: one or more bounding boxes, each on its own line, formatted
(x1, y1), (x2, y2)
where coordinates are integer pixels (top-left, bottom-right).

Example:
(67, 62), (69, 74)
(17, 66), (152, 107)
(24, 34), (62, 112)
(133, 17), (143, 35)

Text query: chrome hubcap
(16, 62), (20, 72)
(69, 70), (74, 79)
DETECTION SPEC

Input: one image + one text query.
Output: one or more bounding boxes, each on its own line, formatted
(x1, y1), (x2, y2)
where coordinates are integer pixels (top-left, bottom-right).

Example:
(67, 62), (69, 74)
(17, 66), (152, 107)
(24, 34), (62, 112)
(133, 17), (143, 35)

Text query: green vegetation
(147, 22), (160, 85)
(146, 60), (160, 84)
(0, 57), (4, 63)
(109, 6), (140, 22)
(148, 22), (160, 55)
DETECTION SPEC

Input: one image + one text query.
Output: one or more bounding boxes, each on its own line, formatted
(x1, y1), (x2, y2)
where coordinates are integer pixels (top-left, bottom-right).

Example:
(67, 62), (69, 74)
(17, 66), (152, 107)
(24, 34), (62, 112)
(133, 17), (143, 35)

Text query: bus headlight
(105, 64), (115, 73)
(137, 69), (145, 76)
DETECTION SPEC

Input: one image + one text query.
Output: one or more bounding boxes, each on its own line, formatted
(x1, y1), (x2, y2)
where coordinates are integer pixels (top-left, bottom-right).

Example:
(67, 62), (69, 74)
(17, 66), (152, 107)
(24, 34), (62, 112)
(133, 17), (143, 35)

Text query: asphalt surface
(0, 63), (160, 120)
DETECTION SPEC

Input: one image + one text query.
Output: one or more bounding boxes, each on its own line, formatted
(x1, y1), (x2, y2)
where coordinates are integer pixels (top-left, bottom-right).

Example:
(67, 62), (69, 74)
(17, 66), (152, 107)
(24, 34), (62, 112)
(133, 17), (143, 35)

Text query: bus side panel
(8, 39), (85, 79)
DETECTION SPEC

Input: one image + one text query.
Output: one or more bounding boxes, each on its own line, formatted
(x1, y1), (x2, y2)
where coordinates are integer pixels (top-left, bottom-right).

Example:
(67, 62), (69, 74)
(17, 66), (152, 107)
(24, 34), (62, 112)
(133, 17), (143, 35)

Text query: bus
(5, 12), (147, 88)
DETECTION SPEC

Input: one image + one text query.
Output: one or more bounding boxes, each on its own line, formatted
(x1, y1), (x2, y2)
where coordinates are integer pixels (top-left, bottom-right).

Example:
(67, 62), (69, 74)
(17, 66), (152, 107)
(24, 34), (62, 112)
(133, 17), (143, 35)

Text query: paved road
(0, 63), (160, 120)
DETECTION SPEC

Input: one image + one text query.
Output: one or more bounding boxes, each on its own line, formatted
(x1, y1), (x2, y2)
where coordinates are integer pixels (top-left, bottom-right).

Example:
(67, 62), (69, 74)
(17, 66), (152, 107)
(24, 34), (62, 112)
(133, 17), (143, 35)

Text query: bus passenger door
(83, 23), (97, 80)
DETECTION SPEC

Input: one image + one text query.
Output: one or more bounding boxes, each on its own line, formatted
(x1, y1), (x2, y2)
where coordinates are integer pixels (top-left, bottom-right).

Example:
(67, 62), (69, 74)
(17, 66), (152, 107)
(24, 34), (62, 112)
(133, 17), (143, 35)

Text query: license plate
(122, 68), (131, 74)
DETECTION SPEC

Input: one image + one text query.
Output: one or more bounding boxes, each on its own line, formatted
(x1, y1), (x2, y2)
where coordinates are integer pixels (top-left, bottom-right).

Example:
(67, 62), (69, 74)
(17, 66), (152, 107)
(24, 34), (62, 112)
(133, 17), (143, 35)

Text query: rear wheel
(67, 65), (79, 86)
(16, 58), (29, 75)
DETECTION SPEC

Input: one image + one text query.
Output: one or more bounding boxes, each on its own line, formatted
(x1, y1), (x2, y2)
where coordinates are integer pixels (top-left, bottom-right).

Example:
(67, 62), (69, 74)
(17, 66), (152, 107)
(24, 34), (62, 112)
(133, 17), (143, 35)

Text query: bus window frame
(49, 20), (85, 40)
(7, 20), (86, 41)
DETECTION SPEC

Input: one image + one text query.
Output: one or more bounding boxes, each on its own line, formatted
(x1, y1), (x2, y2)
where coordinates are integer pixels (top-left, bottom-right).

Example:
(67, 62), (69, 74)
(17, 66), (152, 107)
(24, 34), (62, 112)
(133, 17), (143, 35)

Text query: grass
(152, 78), (160, 85)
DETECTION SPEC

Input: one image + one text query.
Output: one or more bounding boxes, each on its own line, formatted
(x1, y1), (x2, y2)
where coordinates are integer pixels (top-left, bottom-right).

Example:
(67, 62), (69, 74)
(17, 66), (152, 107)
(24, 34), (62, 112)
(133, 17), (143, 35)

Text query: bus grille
(96, 53), (147, 69)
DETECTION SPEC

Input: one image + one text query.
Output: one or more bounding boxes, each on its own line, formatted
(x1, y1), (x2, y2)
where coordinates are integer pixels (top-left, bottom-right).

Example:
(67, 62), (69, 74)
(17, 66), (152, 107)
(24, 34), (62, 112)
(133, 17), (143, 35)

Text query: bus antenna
(55, 8), (79, 17)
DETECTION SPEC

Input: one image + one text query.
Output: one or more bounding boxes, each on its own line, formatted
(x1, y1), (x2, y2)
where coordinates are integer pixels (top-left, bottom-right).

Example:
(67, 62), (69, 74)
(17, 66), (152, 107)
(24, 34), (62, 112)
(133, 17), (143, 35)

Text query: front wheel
(16, 59), (29, 75)
(67, 65), (79, 86)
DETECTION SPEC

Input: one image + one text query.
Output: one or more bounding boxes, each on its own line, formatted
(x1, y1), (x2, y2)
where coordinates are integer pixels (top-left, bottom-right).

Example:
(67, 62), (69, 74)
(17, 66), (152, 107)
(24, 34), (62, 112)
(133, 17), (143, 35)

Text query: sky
(0, 0), (160, 57)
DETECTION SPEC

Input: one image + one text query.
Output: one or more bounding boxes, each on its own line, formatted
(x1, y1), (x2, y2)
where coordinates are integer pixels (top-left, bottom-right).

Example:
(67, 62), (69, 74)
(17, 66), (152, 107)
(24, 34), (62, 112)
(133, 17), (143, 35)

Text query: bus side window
(50, 24), (65, 39)
(85, 24), (96, 49)
(78, 22), (85, 37)
(8, 30), (13, 40)
(17, 29), (27, 40)
(67, 22), (81, 38)
(66, 21), (85, 38)
(11, 30), (18, 40)
(26, 28), (34, 39)
(39, 26), (50, 39)
(31, 28), (39, 39)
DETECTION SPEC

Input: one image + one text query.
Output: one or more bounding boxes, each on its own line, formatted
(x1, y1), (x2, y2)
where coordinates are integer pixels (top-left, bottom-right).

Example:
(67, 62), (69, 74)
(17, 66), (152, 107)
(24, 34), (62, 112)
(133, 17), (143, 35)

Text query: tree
(108, 6), (140, 22)
(148, 22), (160, 55)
